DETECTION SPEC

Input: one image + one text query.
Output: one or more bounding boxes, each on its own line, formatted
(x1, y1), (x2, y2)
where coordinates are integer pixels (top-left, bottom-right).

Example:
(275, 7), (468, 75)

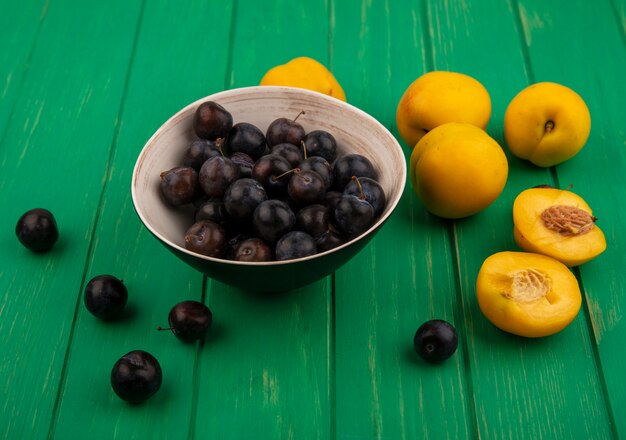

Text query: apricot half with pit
(513, 187), (606, 266)
(476, 251), (582, 338)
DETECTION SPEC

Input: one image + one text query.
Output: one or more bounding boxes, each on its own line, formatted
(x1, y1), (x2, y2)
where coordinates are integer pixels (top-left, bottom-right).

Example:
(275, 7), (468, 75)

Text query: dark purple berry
(84, 275), (128, 320)
(296, 204), (329, 238)
(315, 227), (346, 252)
(182, 139), (221, 171)
(334, 194), (375, 237)
(184, 220), (227, 258)
(343, 177), (386, 217)
(288, 170), (326, 206)
(233, 238), (273, 262)
(251, 154), (292, 196)
(198, 156), (240, 198)
(230, 152), (255, 178)
(223, 178), (267, 221)
(271, 143), (303, 167)
(225, 122), (267, 160)
(302, 130), (337, 162)
(266, 112), (306, 147)
(158, 300), (212, 342)
(413, 319), (458, 364)
(253, 199), (296, 243)
(160, 167), (198, 206)
(15, 208), (59, 252)
(111, 350), (162, 404)
(275, 231), (317, 261)
(193, 101), (232, 140)
(299, 156), (333, 190)
(333, 154), (377, 190)
(194, 198), (229, 226)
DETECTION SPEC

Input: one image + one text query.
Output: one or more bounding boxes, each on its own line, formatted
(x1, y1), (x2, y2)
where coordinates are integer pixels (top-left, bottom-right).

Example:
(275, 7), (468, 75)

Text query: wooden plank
(331, 1), (474, 438)
(48, 1), (236, 439)
(517, 0), (626, 436)
(0, 0), (47, 136)
(426, 0), (614, 438)
(0, 1), (622, 438)
(192, 0), (334, 438)
(0, 1), (143, 438)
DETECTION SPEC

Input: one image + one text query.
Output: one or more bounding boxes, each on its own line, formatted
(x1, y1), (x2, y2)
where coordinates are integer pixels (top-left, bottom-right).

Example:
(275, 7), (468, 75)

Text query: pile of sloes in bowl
(159, 101), (386, 262)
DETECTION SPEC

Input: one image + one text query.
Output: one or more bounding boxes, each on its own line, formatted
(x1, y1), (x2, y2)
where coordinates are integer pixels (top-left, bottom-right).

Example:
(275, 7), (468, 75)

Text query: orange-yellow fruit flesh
(476, 251), (582, 338)
(513, 188), (606, 266)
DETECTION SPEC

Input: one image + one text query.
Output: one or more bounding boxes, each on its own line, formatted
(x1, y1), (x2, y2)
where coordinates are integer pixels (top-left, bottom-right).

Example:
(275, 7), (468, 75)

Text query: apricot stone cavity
(540, 205), (596, 236)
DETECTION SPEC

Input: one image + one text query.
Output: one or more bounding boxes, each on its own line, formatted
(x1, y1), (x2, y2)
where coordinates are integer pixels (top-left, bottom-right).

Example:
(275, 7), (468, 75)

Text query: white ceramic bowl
(131, 86), (406, 292)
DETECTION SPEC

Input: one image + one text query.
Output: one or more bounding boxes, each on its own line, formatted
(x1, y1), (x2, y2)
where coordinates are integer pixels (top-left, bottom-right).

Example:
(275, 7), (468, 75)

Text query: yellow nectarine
(396, 71), (491, 148)
(504, 82), (591, 167)
(409, 122), (508, 219)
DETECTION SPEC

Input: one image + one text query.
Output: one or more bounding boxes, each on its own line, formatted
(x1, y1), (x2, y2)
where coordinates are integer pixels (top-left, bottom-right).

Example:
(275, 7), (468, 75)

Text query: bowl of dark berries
(131, 86), (406, 292)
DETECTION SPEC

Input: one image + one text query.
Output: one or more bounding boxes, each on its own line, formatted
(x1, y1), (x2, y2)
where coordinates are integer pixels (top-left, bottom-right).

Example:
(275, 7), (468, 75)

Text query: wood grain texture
(332, 1), (473, 439)
(517, 0), (626, 436)
(0, 0), (47, 138)
(0, 1), (143, 437)
(0, 0), (625, 438)
(47, 1), (236, 439)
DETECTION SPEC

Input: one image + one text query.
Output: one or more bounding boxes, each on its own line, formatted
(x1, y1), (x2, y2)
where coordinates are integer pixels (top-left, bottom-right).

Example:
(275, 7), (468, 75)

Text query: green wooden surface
(1, 1), (625, 439)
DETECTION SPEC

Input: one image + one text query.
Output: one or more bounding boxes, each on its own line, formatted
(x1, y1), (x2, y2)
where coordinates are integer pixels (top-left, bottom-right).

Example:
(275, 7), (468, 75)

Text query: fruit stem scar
(544, 120), (555, 133)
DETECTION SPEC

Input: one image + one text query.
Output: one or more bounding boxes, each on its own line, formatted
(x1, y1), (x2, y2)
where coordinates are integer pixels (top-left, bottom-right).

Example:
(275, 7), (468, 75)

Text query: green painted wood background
(1, 0), (625, 438)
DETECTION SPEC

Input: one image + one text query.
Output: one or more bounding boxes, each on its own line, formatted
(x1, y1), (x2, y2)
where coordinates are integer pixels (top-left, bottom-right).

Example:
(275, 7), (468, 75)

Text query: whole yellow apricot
(476, 251), (582, 338)
(260, 57), (346, 101)
(513, 186), (606, 266)
(409, 122), (508, 219)
(504, 82), (591, 167)
(396, 71), (491, 148)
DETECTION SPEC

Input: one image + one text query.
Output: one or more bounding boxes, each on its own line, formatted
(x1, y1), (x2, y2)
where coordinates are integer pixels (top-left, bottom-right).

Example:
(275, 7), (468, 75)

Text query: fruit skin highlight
(476, 251), (582, 338)
(15, 208), (59, 252)
(513, 187), (606, 266)
(409, 122), (508, 219)
(396, 71), (491, 148)
(260, 57), (346, 101)
(504, 82), (591, 167)
(84, 275), (128, 320)
(413, 320), (458, 364)
(111, 350), (162, 404)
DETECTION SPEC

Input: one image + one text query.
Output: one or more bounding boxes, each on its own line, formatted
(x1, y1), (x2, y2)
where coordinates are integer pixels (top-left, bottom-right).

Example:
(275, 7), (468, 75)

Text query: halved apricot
(513, 187), (606, 266)
(476, 251), (582, 337)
